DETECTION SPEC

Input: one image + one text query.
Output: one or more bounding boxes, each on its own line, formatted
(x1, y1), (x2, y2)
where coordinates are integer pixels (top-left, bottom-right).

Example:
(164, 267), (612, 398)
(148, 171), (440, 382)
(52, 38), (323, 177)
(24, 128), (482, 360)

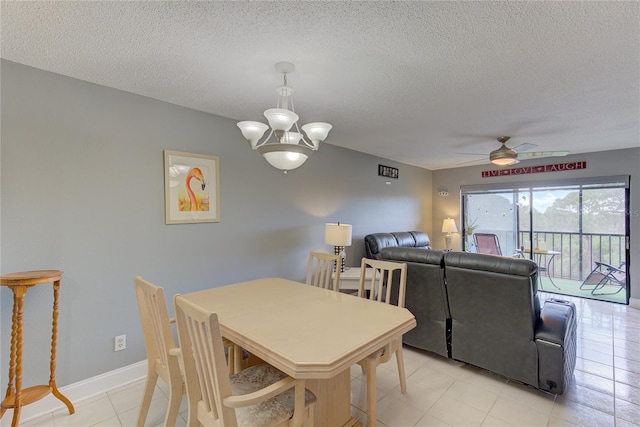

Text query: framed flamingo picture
(164, 150), (220, 224)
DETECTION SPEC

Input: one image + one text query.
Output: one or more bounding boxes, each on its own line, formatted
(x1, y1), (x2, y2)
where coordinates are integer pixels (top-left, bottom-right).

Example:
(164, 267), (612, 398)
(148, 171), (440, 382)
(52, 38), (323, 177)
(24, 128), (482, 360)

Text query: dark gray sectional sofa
(364, 230), (431, 259)
(364, 232), (577, 394)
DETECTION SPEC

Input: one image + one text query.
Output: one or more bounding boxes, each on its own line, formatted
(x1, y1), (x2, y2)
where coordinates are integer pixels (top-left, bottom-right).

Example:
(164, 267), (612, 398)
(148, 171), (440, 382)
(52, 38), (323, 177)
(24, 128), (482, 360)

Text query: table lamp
(442, 218), (458, 250)
(324, 222), (352, 272)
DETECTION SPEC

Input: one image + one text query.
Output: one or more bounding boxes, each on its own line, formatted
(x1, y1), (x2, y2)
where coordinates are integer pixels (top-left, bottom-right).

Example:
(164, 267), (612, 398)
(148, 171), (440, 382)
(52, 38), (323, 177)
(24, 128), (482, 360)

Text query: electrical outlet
(115, 335), (126, 351)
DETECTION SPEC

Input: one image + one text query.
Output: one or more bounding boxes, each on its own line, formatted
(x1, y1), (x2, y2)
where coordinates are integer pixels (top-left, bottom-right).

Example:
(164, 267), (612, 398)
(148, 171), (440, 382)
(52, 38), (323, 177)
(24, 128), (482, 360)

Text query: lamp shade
(442, 218), (458, 234)
(324, 223), (353, 246)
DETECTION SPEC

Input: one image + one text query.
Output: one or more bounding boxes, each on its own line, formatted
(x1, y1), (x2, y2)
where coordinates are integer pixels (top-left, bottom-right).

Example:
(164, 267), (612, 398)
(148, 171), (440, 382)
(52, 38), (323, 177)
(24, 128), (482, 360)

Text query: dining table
(180, 277), (416, 427)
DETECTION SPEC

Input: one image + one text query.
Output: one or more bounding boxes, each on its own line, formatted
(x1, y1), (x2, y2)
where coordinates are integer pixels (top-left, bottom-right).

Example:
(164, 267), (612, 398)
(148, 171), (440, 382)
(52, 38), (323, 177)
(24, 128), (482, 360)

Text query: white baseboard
(629, 297), (640, 309)
(0, 360), (147, 426)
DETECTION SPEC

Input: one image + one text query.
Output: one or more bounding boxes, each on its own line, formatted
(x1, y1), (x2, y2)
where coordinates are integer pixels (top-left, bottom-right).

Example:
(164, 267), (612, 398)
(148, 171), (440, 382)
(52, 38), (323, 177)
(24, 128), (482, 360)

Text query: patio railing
(466, 230), (625, 281)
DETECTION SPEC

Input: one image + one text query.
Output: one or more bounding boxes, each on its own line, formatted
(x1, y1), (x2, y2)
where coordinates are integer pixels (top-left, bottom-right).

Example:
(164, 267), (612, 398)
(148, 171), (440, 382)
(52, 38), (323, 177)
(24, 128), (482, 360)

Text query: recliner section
(380, 247), (577, 394)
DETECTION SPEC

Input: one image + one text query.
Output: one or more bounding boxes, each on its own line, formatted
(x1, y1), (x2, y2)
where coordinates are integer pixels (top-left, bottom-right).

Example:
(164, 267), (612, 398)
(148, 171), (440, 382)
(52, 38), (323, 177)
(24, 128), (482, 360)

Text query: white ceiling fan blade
(455, 152), (486, 156)
(455, 158), (489, 166)
(512, 143), (537, 153)
(517, 151), (569, 159)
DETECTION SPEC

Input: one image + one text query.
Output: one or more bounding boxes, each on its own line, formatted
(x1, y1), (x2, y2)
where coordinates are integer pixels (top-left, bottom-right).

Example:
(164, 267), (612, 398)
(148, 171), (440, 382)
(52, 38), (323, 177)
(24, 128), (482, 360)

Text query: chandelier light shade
(237, 62), (332, 172)
(325, 222), (353, 272)
(258, 144), (309, 171)
(301, 123), (333, 148)
(237, 121), (269, 149)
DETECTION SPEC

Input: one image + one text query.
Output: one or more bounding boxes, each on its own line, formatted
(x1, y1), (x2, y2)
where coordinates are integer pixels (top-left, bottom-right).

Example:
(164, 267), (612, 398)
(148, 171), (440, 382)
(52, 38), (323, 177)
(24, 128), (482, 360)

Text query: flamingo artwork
(178, 167), (209, 211)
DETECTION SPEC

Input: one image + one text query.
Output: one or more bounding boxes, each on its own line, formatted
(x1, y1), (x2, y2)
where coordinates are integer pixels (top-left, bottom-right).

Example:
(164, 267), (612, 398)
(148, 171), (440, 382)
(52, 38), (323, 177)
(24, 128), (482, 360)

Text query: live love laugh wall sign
(482, 161), (586, 178)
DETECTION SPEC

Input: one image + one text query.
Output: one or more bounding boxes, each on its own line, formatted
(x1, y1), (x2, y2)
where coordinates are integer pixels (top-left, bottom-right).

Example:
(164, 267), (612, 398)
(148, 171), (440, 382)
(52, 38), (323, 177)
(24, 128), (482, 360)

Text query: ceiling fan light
(264, 108), (299, 131)
(301, 122), (332, 148)
(237, 121), (269, 149)
(490, 144), (518, 166)
(490, 157), (515, 166)
(490, 149), (518, 165)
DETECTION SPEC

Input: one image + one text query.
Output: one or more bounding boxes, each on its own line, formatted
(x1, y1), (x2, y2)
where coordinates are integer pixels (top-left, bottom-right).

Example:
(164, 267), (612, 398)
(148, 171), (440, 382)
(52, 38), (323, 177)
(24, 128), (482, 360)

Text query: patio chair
(580, 261), (626, 295)
(474, 233), (502, 256)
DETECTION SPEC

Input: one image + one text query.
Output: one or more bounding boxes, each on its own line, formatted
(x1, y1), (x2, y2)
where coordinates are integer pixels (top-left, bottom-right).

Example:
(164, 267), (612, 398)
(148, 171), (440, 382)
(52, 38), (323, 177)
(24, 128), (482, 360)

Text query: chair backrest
(174, 294), (236, 426)
(358, 258), (407, 308)
(305, 251), (341, 291)
(596, 261), (626, 284)
(134, 276), (179, 380)
(380, 247), (449, 357)
(443, 251), (539, 386)
(474, 233), (502, 256)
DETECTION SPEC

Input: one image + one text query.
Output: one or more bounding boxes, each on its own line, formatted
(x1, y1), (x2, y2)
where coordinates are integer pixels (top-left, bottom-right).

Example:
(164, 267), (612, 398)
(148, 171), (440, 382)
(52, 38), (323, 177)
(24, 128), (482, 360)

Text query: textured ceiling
(2, 1), (639, 170)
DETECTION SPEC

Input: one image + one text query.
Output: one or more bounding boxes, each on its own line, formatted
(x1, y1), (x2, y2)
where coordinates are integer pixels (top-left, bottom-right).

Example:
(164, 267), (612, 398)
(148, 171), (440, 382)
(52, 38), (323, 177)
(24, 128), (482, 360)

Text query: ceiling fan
(458, 136), (569, 166)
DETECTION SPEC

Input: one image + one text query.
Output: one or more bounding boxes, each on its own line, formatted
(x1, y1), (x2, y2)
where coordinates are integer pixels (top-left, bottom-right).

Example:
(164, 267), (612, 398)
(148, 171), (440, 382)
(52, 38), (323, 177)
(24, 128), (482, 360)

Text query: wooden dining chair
(134, 277), (240, 427)
(173, 294), (317, 427)
(305, 251), (341, 291)
(356, 258), (408, 427)
(134, 276), (185, 427)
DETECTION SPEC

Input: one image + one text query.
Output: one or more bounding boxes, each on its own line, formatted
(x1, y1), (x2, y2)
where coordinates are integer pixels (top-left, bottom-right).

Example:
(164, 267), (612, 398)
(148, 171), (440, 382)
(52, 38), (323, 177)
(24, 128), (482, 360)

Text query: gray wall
(0, 60), (433, 387)
(431, 148), (640, 302)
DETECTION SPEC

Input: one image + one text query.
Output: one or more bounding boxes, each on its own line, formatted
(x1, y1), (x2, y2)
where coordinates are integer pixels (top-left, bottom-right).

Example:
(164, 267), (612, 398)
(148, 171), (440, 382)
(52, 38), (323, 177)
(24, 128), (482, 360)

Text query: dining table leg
(365, 358), (378, 427)
(305, 369), (361, 427)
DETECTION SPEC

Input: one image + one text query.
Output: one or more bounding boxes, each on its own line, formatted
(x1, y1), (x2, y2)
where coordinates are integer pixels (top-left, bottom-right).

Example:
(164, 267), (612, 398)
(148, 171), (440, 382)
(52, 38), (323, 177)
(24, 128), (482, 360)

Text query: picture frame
(378, 164), (399, 179)
(164, 150), (220, 224)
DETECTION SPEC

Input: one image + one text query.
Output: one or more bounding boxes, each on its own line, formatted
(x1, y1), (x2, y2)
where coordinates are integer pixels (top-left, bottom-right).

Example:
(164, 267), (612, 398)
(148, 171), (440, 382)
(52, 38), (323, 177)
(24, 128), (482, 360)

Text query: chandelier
(237, 62), (332, 172)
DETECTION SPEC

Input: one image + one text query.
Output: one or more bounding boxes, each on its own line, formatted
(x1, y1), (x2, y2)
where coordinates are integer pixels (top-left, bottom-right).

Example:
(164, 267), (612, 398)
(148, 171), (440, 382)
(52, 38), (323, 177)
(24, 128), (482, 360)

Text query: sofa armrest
(535, 299), (577, 394)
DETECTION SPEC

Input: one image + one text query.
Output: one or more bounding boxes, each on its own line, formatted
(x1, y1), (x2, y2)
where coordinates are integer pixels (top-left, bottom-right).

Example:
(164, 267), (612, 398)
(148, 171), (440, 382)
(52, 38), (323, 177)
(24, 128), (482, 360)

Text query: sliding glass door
(463, 191), (519, 256)
(462, 176), (630, 304)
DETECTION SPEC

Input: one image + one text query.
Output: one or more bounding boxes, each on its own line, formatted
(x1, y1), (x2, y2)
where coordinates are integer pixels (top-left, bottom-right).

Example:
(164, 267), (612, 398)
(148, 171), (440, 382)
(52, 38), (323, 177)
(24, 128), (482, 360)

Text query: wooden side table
(0, 270), (74, 426)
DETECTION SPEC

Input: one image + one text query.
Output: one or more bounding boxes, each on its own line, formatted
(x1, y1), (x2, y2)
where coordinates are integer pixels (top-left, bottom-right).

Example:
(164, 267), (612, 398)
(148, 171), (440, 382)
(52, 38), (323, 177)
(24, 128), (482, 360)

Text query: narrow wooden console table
(0, 270), (74, 427)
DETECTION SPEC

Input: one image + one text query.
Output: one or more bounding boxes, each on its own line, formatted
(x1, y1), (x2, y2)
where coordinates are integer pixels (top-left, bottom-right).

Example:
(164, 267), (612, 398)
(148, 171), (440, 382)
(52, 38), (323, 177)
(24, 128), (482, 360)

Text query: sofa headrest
(381, 247), (444, 266)
(364, 230), (432, 259)
(410, 231), (430, 247)
(393, 232), (416, 247)
(444, 251), (537, 277)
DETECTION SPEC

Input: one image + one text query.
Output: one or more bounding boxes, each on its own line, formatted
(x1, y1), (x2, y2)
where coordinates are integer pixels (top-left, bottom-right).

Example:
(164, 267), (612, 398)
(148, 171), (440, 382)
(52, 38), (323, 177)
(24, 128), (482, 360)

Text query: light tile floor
(21, 293), (640, 426)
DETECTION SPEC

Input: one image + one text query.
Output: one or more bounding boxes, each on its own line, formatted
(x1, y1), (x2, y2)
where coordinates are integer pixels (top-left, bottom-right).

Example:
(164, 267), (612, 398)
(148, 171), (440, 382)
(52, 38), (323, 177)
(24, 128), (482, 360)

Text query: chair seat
(231, 364), (317, 426)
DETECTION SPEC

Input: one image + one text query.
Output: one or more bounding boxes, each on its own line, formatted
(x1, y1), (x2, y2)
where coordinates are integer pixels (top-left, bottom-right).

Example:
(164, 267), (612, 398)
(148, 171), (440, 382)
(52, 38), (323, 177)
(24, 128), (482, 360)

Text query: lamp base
(334, 246), (346, 272)
(445, 234), (453, 250)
